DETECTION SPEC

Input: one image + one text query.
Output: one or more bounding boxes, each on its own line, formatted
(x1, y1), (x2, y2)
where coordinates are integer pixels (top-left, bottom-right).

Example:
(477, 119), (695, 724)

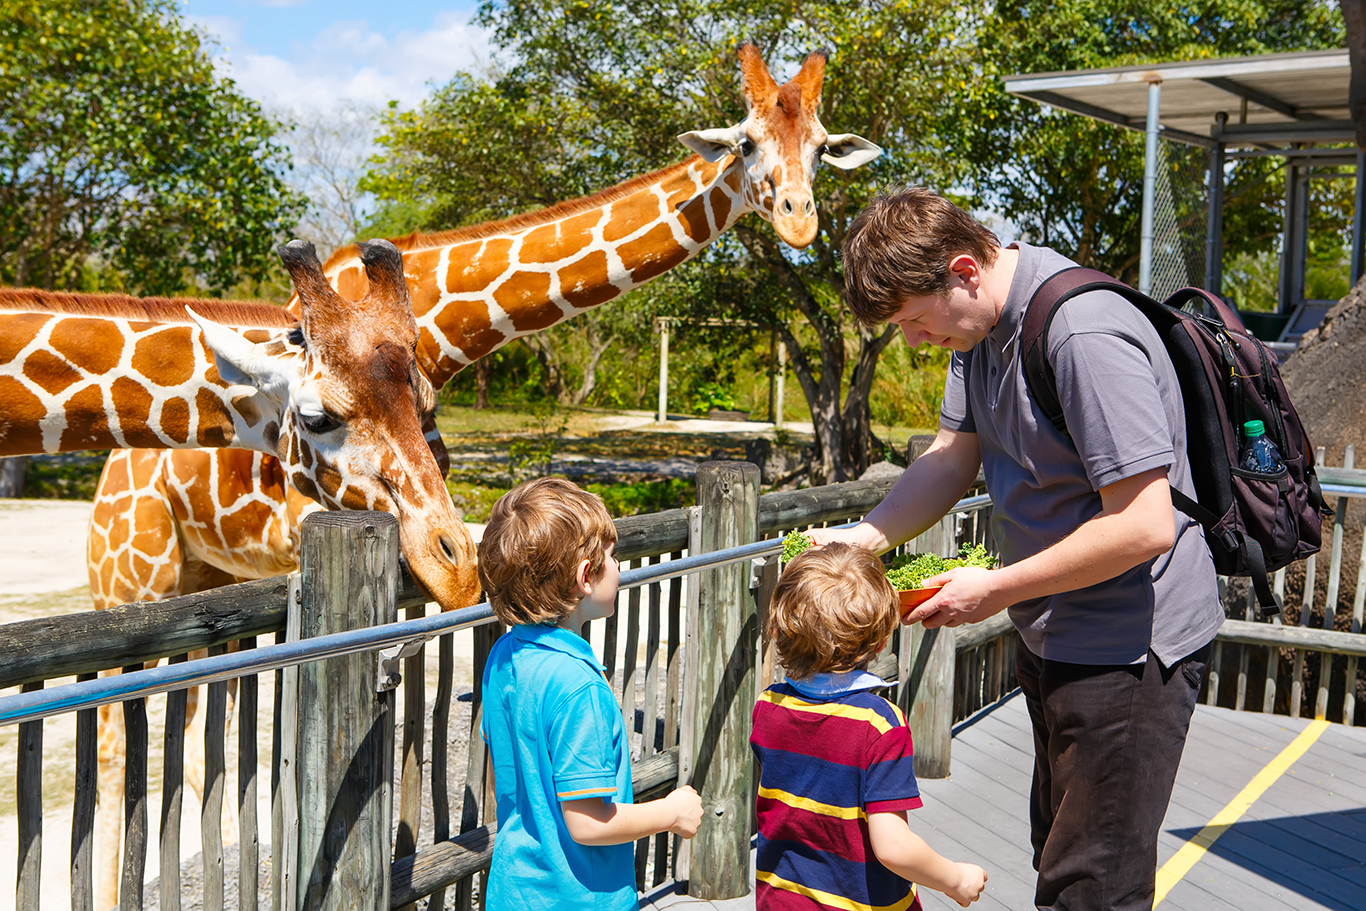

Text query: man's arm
(906, 466), (1177, 628)
(808, 427), (982, 554)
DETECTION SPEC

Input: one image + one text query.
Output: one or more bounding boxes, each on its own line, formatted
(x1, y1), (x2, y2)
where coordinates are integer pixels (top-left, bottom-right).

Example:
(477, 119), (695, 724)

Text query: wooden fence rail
(6, 459), (1366, 909)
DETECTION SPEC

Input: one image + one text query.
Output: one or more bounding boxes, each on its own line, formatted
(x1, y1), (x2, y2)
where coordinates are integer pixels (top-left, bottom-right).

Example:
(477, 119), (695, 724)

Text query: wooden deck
(643, 693), (1366, 910)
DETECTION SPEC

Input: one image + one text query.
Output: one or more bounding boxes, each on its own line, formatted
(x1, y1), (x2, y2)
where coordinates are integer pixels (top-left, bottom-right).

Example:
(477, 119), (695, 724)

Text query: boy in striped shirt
(479, 478), (703, 910)
(752, 542), (987, 909)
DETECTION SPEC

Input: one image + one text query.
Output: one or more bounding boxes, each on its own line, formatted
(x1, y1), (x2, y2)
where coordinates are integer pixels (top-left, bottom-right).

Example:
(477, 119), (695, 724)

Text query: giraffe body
(77, 43), (878, 906)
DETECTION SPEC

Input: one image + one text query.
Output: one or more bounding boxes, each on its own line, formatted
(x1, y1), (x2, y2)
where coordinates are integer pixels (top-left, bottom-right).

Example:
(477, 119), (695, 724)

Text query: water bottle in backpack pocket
(1230, 418), (1302, 575)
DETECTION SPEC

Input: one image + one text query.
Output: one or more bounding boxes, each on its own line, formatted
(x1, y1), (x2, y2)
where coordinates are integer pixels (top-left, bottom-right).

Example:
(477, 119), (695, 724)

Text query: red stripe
(757, 795), (871, 863)
(751, 703), (879, 765)
(866, 796), (924, 813)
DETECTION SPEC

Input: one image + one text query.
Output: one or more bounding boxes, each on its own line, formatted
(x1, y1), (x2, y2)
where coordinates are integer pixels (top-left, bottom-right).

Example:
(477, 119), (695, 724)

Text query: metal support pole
(1205, 112), (1227, 297)
(657, 319), (670, 423)
(1139, 78), (1162, 297)
(1354, 148), (1366, 285)
(774, 337), (785, 429)
(1279, 161), (1301, 315)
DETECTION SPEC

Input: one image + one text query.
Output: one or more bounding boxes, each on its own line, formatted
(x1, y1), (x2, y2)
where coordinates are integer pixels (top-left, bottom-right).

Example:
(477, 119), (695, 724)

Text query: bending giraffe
(90, 41), (878, 610)
(0, 239), (480, 909)
(81, 40), (877, 902)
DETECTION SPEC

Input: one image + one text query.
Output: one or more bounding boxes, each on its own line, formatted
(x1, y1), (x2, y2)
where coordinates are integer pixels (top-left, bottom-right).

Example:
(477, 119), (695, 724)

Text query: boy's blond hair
(478, 477), (618, 626)
(768, 542), (898, 680)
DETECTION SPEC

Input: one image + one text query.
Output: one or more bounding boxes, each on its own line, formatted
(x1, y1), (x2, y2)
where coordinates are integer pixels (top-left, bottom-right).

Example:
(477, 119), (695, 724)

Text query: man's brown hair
(478, 477), (617, 626)
(767, 542), (899, 680)
(842, 186), (1000, 325)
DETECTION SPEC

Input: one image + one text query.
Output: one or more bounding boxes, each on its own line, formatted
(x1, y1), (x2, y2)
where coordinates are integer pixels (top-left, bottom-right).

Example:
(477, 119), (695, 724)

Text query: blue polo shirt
(480, 623), (635, 911)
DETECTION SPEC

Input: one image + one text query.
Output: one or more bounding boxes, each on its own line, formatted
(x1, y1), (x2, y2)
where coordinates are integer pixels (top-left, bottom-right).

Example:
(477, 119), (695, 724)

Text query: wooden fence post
(897, 515), (957, 779)
(686, 461), (759, 900)
(295, 512), (398, 911)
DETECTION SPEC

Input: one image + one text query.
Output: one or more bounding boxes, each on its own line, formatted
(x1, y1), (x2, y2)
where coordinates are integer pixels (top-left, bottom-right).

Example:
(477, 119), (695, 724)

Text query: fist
(667, 785), (704, 838)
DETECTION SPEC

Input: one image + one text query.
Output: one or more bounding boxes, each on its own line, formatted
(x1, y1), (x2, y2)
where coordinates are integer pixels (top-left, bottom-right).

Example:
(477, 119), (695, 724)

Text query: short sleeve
(1050, 329), (1174, 491)
(863, 725), (923, 813)
(939, 351), (975, 433)
(547, 680), (627, 803)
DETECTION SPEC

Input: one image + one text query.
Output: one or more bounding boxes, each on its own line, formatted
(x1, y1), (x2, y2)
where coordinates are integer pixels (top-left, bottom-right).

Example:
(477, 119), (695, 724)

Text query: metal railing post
(295, 512), (398, 911)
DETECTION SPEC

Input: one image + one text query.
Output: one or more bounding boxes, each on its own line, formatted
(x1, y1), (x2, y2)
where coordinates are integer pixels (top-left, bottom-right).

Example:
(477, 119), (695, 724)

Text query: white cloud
(198, 10), (492, 112)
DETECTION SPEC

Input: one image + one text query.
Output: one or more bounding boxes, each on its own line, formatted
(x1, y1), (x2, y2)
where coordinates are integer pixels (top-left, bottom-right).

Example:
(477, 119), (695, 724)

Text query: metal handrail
(1, 503), (999, 729)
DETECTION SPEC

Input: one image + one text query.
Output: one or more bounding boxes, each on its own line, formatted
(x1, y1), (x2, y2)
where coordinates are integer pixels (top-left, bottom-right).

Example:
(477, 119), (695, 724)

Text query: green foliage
(885, 543), (996, 591)
(0, 0), (305, 294)
(964, 0), (1344, 280)
(692, 382), (738, 415)
(507, 401), (569, 481)
(19, 452), (109, 500)
(585, 479), (695, 518)
(781, 530), (814, 563)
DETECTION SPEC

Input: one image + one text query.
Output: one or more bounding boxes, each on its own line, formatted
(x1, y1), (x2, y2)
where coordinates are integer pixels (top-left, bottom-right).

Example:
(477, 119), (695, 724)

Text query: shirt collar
(785, 668), (888, 699)
(987, 241), (1043, 350)
(507, 623), (605, 672)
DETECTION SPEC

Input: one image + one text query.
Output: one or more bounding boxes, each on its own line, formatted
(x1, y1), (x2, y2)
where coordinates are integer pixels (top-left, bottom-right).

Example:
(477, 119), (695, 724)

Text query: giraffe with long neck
(2, 239), (480, 909)
(87, 41), (879, 611)
(78, 43), (877, 902)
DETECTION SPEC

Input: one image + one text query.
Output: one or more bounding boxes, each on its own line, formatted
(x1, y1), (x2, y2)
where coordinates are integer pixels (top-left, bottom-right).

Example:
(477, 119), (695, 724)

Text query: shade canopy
(1003, 49), (1351, 149)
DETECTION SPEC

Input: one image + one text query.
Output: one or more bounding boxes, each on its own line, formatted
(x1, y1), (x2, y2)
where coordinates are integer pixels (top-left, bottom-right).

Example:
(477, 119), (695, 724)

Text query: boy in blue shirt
(478, 477), (703, 910)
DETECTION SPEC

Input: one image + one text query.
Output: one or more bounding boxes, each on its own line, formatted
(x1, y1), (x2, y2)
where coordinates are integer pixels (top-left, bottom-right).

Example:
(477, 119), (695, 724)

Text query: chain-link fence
(1149, 138), (1212, 299)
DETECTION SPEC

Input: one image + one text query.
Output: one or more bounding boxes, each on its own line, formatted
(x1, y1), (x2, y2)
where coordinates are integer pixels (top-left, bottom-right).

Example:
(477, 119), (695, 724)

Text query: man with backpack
(809, 187), (1225, 911)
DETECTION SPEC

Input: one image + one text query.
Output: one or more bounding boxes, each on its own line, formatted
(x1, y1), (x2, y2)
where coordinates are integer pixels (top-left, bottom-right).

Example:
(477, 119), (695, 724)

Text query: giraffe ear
(678, 126), (746, 163)
(821, 133), (881, 170)
(185, 307), (293, 402)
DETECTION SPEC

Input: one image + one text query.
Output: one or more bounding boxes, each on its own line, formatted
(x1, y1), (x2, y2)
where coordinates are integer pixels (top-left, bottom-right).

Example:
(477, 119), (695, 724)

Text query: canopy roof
(1003, 49), (1351, 149)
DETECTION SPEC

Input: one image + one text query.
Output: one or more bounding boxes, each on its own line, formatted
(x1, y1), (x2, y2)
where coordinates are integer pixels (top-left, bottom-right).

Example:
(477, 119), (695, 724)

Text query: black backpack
(1015, 267), (1329, 617)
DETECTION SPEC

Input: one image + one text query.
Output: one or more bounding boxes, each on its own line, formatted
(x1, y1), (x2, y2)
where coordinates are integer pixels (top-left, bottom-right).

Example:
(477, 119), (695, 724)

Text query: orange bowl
(897, 586), (943, 616)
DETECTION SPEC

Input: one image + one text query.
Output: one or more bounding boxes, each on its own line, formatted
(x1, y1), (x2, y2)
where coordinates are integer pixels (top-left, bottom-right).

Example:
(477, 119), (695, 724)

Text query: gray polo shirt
(940, 243), (1222, 667)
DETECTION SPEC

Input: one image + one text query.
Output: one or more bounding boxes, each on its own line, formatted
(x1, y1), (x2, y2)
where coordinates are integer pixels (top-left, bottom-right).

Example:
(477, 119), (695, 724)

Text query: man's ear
(947, 253), (982, 290)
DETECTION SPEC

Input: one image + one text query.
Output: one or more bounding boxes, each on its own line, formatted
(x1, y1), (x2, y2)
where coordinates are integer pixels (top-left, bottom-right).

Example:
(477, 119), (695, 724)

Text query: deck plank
(642, 698), (1366, 911)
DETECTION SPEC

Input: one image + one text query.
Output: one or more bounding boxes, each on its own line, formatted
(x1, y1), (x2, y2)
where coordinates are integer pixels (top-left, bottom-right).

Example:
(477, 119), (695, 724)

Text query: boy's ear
(573, 557), (594, 597)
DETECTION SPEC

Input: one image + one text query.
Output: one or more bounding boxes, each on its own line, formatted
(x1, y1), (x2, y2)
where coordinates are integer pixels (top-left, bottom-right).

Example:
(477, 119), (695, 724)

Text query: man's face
(886, 254), (997, 352)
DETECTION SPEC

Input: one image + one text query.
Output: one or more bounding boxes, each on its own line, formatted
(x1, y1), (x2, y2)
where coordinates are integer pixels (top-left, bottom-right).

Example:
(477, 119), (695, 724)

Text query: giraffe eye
(301, 411), (342, 435)
(739, 138), (755, 157)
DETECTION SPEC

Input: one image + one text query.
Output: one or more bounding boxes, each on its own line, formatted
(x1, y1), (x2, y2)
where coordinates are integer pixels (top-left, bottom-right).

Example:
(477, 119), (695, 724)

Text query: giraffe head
(190, 239), (480, 609)
(678, 42), (880, 248)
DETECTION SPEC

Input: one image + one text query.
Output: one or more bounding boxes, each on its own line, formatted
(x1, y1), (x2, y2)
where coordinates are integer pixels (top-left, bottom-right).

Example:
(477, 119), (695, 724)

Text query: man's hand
(902, 566), (1005, 628)
(805, 524), (881, 551)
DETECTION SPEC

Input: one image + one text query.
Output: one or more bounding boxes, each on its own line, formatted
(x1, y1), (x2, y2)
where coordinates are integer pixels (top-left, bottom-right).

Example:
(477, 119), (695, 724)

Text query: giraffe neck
(0, 293), (297, 455)
(325, 154), (746, 388)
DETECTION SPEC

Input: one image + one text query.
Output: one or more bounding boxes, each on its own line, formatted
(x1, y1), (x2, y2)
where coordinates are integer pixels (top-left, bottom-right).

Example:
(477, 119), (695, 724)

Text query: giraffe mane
(0, 288), (298, 327)
(322, 155), (707, 271)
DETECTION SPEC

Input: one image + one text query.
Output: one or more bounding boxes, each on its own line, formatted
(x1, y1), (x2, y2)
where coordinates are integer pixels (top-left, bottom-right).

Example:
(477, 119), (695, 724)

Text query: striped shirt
(751, 678), (924, 911)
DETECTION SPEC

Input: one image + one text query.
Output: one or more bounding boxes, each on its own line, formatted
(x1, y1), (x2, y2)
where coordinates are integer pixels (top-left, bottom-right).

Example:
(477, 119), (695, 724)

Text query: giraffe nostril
(804, 199), (815, 216)
(781, 198), (794, 215)
(436, 531), (458, 564)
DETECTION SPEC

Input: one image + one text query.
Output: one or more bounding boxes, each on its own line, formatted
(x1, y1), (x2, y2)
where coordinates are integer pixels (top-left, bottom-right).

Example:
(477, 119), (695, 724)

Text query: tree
(365, 0), (976, 482)
(0, 0), (305, 295)
(965, 0), (1344, 283)
(285, 102), (377, 255)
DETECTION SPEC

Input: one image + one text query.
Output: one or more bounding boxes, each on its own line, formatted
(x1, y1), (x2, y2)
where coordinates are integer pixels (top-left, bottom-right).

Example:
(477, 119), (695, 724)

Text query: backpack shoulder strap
(1021, 266), (1159, 437)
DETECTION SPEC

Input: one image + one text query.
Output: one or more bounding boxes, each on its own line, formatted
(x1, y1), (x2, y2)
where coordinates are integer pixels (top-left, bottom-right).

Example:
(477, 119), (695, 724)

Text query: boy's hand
(664, 785), (704, 838)
(945, 863), (987, 906)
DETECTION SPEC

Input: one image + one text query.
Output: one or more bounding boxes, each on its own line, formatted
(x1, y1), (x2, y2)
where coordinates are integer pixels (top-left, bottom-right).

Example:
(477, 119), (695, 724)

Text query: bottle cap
(1244, 420), (1266, 437)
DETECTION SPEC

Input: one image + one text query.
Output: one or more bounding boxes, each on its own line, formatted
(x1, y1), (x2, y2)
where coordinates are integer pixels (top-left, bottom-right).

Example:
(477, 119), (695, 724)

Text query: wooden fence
(4, 454), (1365, 909)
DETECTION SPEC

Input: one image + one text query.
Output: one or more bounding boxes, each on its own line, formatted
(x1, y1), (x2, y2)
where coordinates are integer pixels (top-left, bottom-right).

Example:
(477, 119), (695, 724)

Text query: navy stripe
(757, 833), (915, 907)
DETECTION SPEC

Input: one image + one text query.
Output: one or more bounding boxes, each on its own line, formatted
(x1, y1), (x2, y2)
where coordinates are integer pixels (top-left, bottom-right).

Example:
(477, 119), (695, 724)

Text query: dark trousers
(1015, 641), (1211, 911)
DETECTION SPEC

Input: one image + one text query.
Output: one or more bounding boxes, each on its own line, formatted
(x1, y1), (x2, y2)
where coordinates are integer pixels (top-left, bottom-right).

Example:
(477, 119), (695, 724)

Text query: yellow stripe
(758, 870), (919, 911)
(1153, 718), (1329, 906)
(760, 690), (895, 734)
(757, 785), (864, 820)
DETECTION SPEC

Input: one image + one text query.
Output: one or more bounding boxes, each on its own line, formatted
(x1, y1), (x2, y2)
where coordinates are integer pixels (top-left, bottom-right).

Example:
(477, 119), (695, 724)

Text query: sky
(181, 0), (492, 113)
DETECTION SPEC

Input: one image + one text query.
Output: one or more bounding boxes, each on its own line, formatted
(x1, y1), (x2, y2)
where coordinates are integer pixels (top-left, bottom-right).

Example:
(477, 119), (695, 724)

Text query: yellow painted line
(1154, 719), (1330, 906)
